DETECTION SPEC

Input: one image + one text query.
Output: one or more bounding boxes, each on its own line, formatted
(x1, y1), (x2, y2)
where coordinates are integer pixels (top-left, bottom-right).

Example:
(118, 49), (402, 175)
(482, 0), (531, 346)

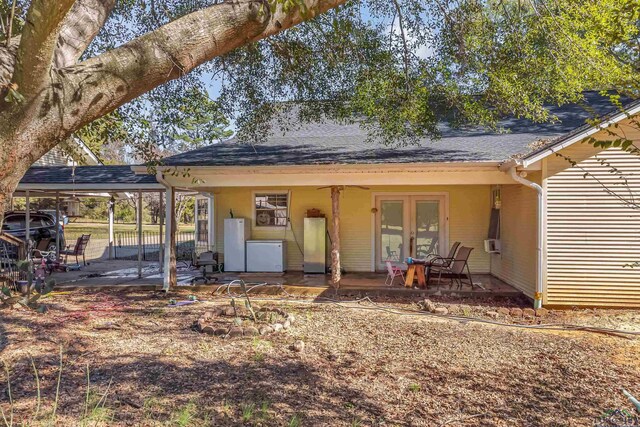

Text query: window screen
(254, 193), (288, 227)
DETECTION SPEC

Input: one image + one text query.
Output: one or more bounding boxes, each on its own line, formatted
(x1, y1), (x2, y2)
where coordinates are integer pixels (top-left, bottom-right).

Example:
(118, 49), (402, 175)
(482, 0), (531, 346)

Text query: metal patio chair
(430, 245), (475, 289)
(60, 234), (91, 266)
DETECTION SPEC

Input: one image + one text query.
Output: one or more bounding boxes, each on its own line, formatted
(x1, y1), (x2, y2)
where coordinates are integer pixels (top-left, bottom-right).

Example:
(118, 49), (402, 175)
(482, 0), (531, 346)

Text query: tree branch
(57, 0), (349, 133)
(0, 35), (19, 88)
(54, 0), (116, 68)
(13, 0), (76, 97)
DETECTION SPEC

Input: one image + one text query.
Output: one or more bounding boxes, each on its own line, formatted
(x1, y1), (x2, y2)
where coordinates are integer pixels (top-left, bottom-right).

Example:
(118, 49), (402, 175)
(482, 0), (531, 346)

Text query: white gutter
(507, 166), (544, 309)
(521, 101), (640, 168)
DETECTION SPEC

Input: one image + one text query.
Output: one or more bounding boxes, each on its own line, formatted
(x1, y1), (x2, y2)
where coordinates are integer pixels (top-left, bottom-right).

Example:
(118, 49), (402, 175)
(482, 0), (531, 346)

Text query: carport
(13, 165), (165, 279)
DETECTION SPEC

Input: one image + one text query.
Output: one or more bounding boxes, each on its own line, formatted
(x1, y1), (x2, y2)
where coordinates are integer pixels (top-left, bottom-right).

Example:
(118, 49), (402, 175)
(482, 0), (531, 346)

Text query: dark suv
(2, 211), (66, 252)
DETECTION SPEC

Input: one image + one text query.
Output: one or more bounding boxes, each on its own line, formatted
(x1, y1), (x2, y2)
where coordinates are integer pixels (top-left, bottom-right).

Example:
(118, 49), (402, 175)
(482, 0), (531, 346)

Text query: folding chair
(384, 261), (404, 286)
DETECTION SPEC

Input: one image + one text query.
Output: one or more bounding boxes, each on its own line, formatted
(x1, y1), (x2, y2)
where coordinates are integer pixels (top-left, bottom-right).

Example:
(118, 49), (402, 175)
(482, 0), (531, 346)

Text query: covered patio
(44, 256), (520, 298)
(9, 164), (525, 301)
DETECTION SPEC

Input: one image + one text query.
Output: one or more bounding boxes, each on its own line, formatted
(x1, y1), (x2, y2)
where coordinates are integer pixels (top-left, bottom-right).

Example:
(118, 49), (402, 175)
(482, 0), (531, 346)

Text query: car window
(3, 216), (25, 230)
(31, 216), (53, 227)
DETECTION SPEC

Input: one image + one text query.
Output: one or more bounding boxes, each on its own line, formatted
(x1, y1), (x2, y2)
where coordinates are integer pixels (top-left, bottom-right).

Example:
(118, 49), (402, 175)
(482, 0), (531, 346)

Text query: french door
(375, 194), (447, 270)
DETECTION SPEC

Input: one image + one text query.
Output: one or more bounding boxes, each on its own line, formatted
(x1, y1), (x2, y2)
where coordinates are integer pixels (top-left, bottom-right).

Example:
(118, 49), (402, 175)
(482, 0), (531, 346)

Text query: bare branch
(13, 0), (76, 97)
(54, 0), (116, 68)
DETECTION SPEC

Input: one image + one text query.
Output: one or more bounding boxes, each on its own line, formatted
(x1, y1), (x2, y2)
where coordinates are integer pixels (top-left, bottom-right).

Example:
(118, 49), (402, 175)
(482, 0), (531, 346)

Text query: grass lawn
(1, 290), (639, 426)
(64, 221), (195, 239)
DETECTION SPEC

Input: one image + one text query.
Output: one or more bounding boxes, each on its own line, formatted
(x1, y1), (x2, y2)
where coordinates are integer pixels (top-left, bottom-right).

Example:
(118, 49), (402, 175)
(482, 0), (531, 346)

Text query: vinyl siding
(545, 146), (640, 307)
(34, 147), (70, 166)
(209, 185), (491, 273)
(490, 184), (537, 298)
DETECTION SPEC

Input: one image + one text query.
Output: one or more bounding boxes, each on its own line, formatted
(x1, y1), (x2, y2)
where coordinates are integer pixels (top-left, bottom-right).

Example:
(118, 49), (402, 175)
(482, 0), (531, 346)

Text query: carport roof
(17, 166), (162, 191)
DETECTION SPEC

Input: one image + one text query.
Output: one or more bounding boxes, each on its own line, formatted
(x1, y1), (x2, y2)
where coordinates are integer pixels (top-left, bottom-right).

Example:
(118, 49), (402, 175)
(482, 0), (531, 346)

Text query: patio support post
(163, 186), (176, 290)
(137, 190), (143, 279)
(330, 186), (342, 288)
(159, 191), (164, 273)
(25, 191), (30, 247)
(108, 196), (115, 259)
(55, 192), (60, 259)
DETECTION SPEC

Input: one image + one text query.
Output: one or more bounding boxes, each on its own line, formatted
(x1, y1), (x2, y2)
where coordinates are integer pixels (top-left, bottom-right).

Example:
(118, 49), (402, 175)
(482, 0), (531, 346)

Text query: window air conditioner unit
(484, 239), (501, 254)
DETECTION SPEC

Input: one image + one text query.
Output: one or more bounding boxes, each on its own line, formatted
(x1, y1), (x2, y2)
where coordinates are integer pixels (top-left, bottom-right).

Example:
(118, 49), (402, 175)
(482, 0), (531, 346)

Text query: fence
(114, 231), (207, 261)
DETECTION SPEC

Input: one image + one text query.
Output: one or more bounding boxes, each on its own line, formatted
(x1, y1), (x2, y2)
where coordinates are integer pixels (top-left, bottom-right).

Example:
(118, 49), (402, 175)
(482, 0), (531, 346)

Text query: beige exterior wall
(490, 183), (538, 298)
(209, 185), (492, 273)
(544, 145), (640, 307)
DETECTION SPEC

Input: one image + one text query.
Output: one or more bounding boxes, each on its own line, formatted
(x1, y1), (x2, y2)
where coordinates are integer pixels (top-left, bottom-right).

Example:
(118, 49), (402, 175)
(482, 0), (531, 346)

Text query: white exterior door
(194, 195), (215, 250)
(375, 194), (447, 270)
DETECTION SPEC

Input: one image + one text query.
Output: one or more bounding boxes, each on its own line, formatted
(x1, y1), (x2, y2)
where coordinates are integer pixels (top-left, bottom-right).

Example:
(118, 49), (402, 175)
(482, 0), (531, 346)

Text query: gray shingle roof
(163, 92), (630, 167)
(20, 166), (158, 186)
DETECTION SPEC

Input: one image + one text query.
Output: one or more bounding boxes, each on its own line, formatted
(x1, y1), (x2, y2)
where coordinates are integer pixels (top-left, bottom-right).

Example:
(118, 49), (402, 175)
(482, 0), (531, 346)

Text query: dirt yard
(1, 289), (639, 426)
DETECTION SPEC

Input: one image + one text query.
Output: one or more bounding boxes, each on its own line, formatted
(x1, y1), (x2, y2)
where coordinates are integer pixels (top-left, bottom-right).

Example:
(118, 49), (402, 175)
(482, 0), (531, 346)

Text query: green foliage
(288, 413), (303, 427)
(171, 402), (197, 427)
(240, 402), (255, 423)
(64, 0), (640, 162)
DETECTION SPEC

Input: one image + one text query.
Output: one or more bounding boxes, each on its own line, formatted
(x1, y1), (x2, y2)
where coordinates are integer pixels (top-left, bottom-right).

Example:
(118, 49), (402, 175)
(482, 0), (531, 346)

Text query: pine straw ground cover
(0, 289), (639, 426)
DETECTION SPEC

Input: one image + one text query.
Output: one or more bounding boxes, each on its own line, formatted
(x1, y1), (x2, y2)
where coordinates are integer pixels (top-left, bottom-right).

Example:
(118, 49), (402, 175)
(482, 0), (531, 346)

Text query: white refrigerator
(223, 218), (251, 272)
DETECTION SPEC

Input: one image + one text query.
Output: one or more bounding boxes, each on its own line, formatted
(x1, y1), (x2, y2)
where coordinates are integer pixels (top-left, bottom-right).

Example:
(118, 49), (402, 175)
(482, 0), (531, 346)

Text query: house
(34, 136), (101, 167)
(126, 91), (640, 308)
(15, 92), (639, 307)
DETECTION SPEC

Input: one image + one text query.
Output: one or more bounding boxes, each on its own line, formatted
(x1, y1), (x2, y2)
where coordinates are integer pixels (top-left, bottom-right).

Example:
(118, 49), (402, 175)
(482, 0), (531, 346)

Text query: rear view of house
(129, 92), (640, 308)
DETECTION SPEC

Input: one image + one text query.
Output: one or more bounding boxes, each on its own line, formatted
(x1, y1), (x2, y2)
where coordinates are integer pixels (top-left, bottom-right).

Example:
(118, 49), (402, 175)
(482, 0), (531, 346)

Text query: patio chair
(426, 241), (460, 266)
(385, 246), (398, 261)
(430, 246), (475, 289)
(191, 251), (220, 285)
(60, 234), (91, 266)
(384, 261), (404, 286)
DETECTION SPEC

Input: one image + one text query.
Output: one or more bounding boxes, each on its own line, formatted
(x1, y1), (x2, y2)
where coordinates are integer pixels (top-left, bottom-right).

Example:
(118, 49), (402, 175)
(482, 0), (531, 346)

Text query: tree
(1, 0), (639, 224)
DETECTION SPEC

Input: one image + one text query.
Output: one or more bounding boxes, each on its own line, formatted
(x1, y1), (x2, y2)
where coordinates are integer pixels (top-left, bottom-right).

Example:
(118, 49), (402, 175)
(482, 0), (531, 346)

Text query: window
(254, 192), (289, 227)
(2, 215), (24, 231)
(196, 198), (209, 244)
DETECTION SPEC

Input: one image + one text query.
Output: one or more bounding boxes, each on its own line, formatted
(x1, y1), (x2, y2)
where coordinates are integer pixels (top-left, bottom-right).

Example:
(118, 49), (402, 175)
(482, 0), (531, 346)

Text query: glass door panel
(380, 200), (405, 263)
(414, 201), (440, 258)
(196, 198), (209, 246)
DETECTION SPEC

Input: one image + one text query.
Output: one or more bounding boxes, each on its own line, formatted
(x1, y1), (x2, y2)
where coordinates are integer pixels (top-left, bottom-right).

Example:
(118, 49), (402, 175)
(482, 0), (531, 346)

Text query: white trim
(370, 191), (450, 271)
(133, 161), (502, 175)
(73, 136), (101, 165)
(251, 190), (291, 230)
(522, 102), (640, 168)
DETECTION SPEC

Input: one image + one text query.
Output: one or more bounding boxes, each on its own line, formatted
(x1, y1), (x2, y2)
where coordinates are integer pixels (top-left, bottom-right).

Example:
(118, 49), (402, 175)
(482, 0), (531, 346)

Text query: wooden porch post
(25, 190), (30, 247)
(163, 186), (176, 290)
(330, 186), (342, 288)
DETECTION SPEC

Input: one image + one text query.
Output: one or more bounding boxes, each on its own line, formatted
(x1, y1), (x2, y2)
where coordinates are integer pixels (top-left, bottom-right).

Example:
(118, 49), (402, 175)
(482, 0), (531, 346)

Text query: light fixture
(64, 162), (82, 217)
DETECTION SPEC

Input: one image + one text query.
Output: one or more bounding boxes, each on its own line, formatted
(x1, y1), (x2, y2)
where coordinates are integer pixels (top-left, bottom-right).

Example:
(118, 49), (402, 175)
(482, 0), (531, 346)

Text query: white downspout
(508, 167), (544, 309)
